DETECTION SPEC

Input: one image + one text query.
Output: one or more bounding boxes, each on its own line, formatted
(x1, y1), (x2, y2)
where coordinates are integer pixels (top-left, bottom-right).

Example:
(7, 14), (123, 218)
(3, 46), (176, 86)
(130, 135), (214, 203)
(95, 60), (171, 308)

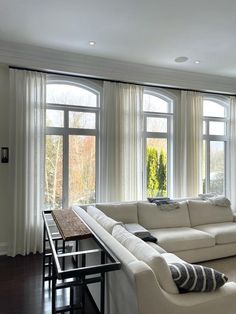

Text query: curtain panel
(99, 82), (143, 202)
(174, 91), (203, 198)
(229, 96), (236, 212)
(8, 69), (46, 257)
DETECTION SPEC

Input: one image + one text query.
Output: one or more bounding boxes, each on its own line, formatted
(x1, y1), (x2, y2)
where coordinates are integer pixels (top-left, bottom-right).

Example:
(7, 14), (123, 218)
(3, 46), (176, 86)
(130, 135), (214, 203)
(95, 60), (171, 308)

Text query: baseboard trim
(0, 242), (8, 255)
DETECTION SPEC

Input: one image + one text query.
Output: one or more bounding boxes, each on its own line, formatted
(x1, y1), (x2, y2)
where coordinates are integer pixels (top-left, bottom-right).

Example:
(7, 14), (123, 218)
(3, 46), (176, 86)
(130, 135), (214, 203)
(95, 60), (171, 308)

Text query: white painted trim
(0, 242), (8, 256)
(0, 40), (236, 94)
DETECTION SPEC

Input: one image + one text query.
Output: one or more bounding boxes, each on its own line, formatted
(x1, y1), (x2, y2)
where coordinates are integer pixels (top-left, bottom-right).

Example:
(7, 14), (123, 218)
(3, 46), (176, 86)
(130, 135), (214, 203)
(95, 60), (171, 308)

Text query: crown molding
(0, 40), (236, 94)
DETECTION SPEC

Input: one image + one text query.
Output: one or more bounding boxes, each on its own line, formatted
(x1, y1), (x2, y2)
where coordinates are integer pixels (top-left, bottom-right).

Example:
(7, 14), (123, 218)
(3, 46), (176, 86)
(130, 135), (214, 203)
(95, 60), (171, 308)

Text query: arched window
(202, 96), (229, 195)
(143, 88), (174, 198)
(45, 76), (101, 209)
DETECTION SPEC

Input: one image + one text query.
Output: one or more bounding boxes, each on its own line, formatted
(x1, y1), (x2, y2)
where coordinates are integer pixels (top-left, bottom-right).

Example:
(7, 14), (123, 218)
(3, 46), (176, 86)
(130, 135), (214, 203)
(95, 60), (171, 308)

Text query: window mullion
(224, 141), (226, 195)
(145, 132), (168, 138)
(167, 116), (171, 197)
(206, 139), (210, 193)
(63, 110), (69, 208)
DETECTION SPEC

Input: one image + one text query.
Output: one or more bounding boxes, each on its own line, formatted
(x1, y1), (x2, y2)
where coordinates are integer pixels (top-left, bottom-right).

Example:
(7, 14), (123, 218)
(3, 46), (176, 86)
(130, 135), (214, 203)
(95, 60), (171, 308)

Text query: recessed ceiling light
(174, 56), (188, 63)
(89, 41), (96, 46)
(194, 60), (200, 64)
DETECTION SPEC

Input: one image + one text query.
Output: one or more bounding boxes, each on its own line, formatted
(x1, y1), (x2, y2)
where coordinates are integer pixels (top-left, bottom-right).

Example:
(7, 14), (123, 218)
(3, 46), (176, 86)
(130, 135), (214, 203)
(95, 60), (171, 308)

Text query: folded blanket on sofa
(147, 197), (170, 203)
(147, 197), (180, 210)
(199, 194), (231, 207)
(199, 193), (217, 199)
(156, 201), (180, 211)
(124, 223), (157, 243)
(208, 196), (231, 207)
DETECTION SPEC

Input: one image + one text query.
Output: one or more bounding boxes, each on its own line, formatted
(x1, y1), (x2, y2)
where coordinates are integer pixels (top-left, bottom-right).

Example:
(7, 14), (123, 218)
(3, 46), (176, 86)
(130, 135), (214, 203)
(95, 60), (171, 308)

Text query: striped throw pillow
(169, 262), (228, 292)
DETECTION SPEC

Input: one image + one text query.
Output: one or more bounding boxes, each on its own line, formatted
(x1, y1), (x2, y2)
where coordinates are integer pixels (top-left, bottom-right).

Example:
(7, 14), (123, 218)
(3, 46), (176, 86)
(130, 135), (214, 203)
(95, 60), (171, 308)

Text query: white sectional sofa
(72, 199), (236, 314)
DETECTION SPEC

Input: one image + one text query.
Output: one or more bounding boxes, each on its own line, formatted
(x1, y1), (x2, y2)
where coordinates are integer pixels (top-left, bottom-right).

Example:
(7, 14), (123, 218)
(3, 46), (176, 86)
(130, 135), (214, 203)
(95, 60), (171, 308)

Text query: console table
(42, 209), (121, 314)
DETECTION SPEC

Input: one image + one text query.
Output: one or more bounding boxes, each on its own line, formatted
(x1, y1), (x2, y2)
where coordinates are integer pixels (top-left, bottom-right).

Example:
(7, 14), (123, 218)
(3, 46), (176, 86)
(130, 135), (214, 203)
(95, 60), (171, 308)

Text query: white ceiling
(1, 0), (236, 78)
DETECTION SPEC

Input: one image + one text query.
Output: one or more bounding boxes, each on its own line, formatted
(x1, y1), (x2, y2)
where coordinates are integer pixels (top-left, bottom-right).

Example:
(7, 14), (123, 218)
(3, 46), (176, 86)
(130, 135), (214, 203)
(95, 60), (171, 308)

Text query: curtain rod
(9, 65), (236, 97)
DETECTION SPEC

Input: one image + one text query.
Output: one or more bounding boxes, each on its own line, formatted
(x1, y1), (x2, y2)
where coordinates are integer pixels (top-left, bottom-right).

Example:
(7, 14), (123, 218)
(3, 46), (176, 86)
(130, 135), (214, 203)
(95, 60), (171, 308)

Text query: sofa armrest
(233, 214), (236, 222)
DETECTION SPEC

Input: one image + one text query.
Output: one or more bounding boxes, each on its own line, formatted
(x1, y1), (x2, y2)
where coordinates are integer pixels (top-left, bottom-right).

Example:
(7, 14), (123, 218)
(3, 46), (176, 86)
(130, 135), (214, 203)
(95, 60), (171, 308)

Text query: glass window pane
(203, 100), (225, 118)
(209, 121), (225, 136)
(143, 94), (168, 113)
(46, 109), (64, 127)
(69, 136), (96, 205)
(45, 135), (63, 209)
(210, 141), (224, 194)
(146, 138), (167, 197)
(147, 117), (167, 133)
(69, 112), (96, 129)
(202, 140), (206, 193)
(203, 121), (206, 135)
(47, 84), (97, 107)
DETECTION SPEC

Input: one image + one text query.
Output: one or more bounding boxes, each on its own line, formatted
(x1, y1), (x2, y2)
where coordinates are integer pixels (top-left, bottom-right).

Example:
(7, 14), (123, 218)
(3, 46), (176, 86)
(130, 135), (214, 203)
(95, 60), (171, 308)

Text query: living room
(1, 1), (236, 313)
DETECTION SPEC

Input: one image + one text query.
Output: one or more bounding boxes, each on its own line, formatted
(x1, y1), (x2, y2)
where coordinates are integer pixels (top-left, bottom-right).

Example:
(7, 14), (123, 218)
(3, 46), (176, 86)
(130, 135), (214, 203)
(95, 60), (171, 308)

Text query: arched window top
(143, 89), (174, 113)
(46, 79), (100, 107)
(203, 97), (228, 118)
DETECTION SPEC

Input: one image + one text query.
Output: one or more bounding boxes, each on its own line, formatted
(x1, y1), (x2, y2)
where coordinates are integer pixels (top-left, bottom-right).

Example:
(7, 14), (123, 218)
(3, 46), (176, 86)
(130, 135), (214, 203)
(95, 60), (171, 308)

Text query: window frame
(45, 75), (102, 209)
(202, 95), (229, 195)
(143, 88), (174, 199)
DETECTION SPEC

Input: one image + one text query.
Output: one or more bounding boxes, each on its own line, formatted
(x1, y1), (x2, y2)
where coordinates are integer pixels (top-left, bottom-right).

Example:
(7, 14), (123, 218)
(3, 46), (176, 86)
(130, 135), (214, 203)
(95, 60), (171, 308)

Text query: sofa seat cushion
(137, 201), (191, 229)
(95, 202), (138, 224)
(188, 200), (233, 227)
(149, 227), (215, 252)
(112, 225), (179, 294)
(195, 222), (236, 244)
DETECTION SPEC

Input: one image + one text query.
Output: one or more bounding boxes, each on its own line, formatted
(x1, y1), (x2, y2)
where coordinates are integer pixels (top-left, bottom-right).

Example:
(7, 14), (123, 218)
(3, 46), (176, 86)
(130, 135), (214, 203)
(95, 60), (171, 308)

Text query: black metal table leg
(48, 254), (52, 289)
(62, 240), (65, 270)
(42, 224), (46, 285)
(70, 286), (74, 314)
(52, 261), (57, 314)
(100, 273), (105, 314)
(81, 254), (86, 314)
(75, 240), (79, 267)
(100, 251), (106, 314)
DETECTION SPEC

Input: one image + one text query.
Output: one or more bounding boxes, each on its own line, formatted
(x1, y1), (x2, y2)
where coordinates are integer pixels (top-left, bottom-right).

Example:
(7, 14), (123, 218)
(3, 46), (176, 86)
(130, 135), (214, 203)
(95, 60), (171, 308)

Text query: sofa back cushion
(87, 205), (122, 233)
(95, 202), (138, 224)
(188, 200), (233, 227)
(74, 206), (139, 267)
(137, 201), (190, 229)
(112, 225), (179, 294)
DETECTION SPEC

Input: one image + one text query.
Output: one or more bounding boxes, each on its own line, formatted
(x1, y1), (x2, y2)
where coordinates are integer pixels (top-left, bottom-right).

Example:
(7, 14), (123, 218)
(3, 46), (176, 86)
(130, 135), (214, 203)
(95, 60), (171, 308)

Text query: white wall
(0, 64), (9, 254)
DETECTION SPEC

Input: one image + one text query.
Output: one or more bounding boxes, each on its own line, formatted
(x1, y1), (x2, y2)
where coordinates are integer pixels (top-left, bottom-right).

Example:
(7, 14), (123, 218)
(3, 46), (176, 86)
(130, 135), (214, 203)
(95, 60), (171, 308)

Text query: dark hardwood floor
(0, 254), (98, 314)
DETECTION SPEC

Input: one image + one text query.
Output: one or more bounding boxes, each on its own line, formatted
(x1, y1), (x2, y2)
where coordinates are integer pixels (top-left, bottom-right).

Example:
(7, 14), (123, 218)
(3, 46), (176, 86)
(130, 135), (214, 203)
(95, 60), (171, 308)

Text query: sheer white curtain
(229, 96), (236, 212)
(99, 82), (143, 202)
(8, 69), (46, 257)
(174, 91), (203, 198)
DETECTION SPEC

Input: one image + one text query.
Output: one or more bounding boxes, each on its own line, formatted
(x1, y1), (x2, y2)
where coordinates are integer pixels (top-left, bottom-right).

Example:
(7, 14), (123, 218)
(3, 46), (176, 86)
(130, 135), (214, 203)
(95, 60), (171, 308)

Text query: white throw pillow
(112, 225), (179, 294)
(87, 205), (121, 233)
